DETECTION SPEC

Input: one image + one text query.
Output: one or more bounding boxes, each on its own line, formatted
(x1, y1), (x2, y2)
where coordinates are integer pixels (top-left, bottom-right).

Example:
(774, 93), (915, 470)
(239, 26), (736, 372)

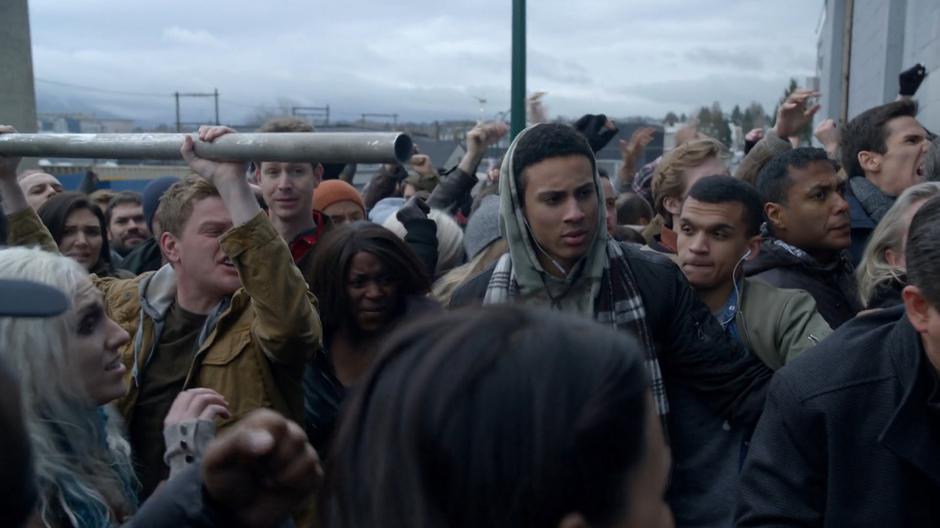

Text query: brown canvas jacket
(7, 208), (321, 428)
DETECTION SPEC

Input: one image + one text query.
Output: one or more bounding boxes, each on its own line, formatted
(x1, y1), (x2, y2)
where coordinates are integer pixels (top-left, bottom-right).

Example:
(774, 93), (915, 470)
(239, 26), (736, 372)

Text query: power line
(35, 78), (169, 98)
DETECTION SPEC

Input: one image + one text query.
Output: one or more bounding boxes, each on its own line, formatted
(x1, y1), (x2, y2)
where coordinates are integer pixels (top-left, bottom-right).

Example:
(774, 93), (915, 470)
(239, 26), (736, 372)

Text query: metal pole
(174, 92), (181, 132)
(840, 0), (854, 124)
(213, 88), (220, 125)
(0, 132), (414, 164)
(325, 104), (330, 125)
(511, 0), (526, 139)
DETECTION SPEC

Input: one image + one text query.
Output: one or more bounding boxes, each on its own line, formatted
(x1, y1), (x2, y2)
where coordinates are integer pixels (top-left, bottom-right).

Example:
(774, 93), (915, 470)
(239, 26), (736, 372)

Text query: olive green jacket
(737, 277), (832, 370)
(8, 208), (321, 429)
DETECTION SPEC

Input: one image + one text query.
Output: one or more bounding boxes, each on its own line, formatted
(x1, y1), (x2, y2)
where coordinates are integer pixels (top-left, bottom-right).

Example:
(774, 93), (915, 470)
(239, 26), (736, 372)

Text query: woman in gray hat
(432, 194), (508, 306)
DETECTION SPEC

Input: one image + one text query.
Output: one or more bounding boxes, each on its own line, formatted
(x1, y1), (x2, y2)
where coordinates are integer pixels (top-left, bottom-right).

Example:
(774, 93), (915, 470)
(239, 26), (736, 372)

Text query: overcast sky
(29, 0), (823, 126)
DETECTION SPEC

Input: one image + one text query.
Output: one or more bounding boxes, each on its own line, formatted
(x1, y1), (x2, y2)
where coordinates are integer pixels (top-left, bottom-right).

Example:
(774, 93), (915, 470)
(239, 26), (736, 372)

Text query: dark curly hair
(512, 123), (596, 198)
(308, 221), (430, 337)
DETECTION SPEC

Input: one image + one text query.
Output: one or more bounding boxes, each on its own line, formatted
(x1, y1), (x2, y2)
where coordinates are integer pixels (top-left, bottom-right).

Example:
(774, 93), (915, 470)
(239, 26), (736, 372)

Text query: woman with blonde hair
(432, 195), (507, 306)
(644, 137), (730, 253)
(856, 181), (940, 309)
(0, 247), (137, 527)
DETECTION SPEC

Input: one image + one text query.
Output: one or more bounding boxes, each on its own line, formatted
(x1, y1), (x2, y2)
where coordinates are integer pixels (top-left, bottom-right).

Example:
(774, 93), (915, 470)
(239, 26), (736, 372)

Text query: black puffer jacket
(744, 238), (862, 328)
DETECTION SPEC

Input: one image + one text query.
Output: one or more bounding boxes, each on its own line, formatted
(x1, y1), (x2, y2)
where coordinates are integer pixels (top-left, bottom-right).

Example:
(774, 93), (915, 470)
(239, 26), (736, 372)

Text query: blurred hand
(899, 63), (928, 97)
(620, 127), (656, 161)
(466, 121), (510, 154)
(164, 388), (231, 428)
(527, 91), (549, 124)
(774, 90), (821, 139)
(396, 195), (430, 223)
(202, 409), (322, 528)
(745, 128), (765, 143)
(814, 119), (841, 151)
(0, 125), (22, 180)
(181, 126), (247, 186)
(409, 154), (436, 178)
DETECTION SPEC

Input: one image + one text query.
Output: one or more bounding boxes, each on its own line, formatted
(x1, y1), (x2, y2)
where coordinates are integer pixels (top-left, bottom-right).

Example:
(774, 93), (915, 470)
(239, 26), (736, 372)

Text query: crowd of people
(1, 63), (939, 527)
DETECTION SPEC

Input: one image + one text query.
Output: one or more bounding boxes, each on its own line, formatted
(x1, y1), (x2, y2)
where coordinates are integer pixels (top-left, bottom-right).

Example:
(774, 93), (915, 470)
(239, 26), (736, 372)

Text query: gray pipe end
(393, 134), (414, 165)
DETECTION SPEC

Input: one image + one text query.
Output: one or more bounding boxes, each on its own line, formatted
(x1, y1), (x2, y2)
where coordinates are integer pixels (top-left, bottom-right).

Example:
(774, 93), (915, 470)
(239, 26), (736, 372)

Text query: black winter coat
(744, 239), (862, 328)
(736, 306), (940, 527)
(451, 243), (773, 429)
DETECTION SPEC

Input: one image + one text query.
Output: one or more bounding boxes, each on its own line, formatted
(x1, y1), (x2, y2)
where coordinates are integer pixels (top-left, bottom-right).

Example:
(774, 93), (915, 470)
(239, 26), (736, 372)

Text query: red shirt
(287, 210), (326, 263)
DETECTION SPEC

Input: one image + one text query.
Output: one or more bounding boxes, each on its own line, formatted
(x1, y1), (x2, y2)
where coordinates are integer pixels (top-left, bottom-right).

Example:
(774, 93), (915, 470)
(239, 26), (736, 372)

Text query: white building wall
(818, 0), (940, 129)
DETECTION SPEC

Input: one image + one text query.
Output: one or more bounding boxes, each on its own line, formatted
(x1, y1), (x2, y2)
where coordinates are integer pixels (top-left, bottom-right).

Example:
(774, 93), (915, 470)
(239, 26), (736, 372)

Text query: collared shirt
(289, 227), (320, 263)
(716, 281), (743, 347)
(285, 210), (326, 264)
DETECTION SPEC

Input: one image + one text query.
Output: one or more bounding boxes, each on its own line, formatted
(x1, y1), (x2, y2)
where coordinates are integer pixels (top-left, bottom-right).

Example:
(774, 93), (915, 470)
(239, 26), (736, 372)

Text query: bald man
(17, 171), (64, 211)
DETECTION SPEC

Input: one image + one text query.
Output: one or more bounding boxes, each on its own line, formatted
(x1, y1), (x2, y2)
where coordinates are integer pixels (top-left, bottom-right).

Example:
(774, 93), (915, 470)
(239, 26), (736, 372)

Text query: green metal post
(511, 0), (526, 139)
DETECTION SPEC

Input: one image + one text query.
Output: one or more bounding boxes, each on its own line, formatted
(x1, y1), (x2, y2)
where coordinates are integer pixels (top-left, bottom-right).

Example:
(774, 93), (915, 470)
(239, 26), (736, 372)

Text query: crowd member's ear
(764, 202), (786, 233)
(858, 150), (882, 174)
(663, 195), (682, 219)
(160, 231), (181, 266)
(903, 284), (932, 333)
(314, 163), (324, 185)
(746, 234), (762, 260)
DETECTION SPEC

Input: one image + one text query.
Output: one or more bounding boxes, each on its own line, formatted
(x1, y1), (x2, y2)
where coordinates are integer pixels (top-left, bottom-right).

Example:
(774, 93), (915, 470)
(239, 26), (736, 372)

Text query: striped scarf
(484, 239), (669, 422)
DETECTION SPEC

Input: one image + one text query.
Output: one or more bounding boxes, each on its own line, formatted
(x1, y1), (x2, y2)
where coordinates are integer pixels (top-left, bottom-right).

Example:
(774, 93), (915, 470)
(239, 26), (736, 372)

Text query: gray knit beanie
(463, 195), (502, 260)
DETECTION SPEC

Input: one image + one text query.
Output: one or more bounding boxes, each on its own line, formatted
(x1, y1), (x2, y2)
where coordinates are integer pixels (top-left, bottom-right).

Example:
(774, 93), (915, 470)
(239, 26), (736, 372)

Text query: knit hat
(368, 197), (406, 225)
(463, 194), (502, 260)
(142, 176), (181, 232)
(313, 180), (365, 215)
(383, 208), (465, 276)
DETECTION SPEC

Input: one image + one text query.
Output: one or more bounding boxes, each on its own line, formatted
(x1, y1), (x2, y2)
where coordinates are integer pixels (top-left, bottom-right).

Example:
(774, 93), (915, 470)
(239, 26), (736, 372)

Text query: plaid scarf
(483, 239), (669, 421)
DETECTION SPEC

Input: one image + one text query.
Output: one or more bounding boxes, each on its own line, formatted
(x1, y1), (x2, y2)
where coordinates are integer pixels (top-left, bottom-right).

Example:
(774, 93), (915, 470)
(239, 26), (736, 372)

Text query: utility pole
(360, 113), (399, 129)
(174, 89), (222, 131)
(213, 88), (220, 125)
(292, 105), (330, 126)
(511, 0), (526, 139)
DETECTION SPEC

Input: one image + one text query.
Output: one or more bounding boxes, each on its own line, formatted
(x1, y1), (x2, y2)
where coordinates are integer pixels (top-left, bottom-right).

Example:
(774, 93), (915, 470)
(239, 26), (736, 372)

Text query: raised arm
(736, 90), (819, 185)
(0, 125), (30, 216)
(0, 125), (59, 253)
(181, 126), (262, 227)
(427, 121), (508, 213)
(184, 126), (321, 365)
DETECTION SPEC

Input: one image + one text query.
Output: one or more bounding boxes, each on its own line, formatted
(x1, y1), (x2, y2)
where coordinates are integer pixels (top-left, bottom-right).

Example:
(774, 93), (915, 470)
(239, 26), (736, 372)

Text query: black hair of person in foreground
(303, 221), (439, 450)
(321, 305), (673, 528)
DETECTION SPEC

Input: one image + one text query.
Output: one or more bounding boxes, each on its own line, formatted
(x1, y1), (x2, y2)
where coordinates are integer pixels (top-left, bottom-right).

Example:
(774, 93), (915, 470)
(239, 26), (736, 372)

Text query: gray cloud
(685, 48), (764, 70)
(27, 0), (821, 124)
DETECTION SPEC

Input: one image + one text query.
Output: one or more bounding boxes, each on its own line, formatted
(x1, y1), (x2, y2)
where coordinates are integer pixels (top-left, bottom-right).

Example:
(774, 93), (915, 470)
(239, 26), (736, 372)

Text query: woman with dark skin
(303, 221), (438, 450)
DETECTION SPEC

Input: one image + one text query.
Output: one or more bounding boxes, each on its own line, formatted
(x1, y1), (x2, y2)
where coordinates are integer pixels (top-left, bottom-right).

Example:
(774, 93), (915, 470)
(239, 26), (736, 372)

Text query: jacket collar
(132, 263), (234, 384)
(138, 264), (178, 320)
(880, 312), (940, 486)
